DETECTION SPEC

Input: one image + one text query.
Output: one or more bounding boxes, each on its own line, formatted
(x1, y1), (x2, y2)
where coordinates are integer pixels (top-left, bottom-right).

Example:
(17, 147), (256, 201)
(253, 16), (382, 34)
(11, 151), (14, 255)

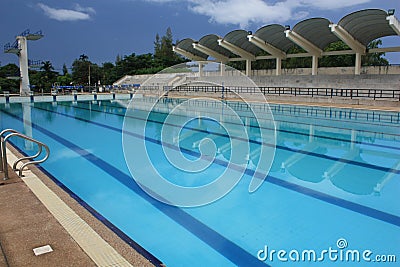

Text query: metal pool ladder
(0, 129), (50, 180)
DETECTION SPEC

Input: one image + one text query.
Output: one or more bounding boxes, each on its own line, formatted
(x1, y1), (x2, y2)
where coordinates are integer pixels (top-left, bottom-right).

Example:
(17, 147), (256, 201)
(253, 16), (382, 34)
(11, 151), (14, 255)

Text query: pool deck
(0, 145), (157, 267)
(265, 99), (400, 112)
(161, 93), (400, 112)
(1, 92), (399, 111)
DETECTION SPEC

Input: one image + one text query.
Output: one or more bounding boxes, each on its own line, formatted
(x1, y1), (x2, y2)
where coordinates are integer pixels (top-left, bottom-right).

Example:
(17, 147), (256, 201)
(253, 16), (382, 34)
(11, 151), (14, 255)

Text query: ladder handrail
(1, 130), (50, 180)
(0, 129), (19, 173)
(13, 145), (43, 171)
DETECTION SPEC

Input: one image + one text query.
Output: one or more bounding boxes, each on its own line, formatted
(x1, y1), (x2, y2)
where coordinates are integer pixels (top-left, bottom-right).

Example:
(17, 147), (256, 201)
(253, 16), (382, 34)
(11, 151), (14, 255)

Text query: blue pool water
(0, 98), (399, 266)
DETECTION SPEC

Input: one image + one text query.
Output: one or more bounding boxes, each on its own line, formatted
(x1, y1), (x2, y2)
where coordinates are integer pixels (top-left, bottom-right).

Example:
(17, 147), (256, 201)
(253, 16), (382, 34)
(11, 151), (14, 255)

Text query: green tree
(28, 60), (58, 92)
(56, 74), (72, 86)
(101, 62), (117, 85)
(318, 39), (388, 67)
(154, 33), (161, 58)
(72, 55), (92, 86)
(363, 39), (389, 66)
(154, 27), (187, 68)
(282, 45), (311, 68)
(0, 63), (20, 93)
(160, 27), (173, 59)
(320, 41), (354, 67)
(62, 63), (69, 75)
(41, 61), (54, 73)
(115, 54), (122, 64)
(79, 54), (89, 61)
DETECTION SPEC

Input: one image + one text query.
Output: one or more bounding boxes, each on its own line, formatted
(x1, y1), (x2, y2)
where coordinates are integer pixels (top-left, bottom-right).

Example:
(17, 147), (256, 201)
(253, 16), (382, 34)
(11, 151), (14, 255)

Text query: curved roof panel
(223, 30), (263, 56)
(293, 18), (340, 49)
(175, 38), (208, 59)
(176, 8), (399, 62)
(198, 34), (236, 58)
(254, 24), (295, 52)
(339, 9), (398, 45)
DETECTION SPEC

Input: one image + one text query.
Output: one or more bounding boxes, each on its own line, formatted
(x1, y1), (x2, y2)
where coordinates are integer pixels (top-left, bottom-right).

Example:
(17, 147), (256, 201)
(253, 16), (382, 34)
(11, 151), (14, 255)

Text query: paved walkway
(0, 166), (97, 266)
(0, 146), (157, 267)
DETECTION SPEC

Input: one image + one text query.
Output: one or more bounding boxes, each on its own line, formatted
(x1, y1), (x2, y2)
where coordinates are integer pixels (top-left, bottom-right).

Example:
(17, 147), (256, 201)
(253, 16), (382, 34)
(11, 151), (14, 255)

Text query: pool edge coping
(162, 94), (400, 112)
(1, 93), (399, 112)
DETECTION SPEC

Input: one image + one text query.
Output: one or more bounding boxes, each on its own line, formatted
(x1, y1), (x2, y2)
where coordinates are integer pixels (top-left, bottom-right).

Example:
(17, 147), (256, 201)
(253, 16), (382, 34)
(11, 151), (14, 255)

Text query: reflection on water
(22, 104), (33, 150)
(1, 99), (399, 197)
(126, 98), (399, 196)
(275, 122), (399, 196)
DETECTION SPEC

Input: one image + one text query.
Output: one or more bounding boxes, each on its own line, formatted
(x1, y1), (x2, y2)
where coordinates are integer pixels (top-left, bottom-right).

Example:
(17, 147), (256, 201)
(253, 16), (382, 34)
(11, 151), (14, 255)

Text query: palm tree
(79, 54), (89, 62)
(40, 61), (56, 88)
(40, 61), (54, 73)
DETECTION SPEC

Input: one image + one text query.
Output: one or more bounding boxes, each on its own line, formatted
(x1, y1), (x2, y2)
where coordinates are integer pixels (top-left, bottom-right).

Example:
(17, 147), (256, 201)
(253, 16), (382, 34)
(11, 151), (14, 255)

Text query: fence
(169, 85), (400, 101)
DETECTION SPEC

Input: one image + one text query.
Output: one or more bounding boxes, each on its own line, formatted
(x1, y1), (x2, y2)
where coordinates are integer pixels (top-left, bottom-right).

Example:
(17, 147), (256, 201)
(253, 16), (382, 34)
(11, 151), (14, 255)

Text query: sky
(1, 0), (399, 73)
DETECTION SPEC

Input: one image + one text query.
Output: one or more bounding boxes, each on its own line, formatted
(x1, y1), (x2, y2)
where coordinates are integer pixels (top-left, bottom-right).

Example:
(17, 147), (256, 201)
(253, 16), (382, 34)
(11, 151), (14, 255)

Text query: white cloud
(73, 3), (96, 14)
(143, 0), (176, 2)
(300, 0), (371, 10)
(142, 0), (372, 27)
(37, 3), (95, 21)
(189, 0), (305, 28)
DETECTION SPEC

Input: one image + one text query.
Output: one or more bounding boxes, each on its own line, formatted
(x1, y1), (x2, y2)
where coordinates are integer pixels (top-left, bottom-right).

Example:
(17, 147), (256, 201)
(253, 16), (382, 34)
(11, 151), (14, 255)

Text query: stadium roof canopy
(173, 9), (400, 75)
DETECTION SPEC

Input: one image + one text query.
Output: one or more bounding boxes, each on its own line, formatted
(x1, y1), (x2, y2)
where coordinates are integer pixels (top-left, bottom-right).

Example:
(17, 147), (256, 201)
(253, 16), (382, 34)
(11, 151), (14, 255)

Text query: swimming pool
(0, 97), (399, 266)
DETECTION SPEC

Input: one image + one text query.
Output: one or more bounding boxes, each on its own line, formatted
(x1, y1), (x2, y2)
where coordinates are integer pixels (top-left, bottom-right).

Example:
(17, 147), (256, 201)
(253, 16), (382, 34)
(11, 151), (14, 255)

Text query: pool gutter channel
(5, 144), (162, 267)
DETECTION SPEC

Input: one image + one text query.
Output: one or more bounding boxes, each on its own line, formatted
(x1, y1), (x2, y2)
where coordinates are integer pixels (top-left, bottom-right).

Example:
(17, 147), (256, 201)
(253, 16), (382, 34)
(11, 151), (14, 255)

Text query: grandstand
(113, 74), (152, 87)
(113, 9), (399, 106)
(173, 9), (400, 76)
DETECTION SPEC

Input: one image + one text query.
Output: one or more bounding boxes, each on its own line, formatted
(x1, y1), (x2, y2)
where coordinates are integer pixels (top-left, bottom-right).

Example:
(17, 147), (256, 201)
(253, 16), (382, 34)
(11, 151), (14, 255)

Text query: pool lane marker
(59, 100), (400, 147)
(6, 148), (134, 267)
(29, 102), (400, 174)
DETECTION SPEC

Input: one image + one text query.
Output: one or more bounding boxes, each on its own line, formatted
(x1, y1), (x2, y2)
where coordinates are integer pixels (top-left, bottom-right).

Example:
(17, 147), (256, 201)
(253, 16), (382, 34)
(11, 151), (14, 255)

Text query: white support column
(312, 55), (318, 75)
(217, 39), (255, 60)
(247, 35), (286, 58)
(276, 58), (282, 76)
(246, 60), (252, 76)
(17, 36), (30, 96)
(248, 34), (286, 76)
(199, 62), (204, 77)
(220, 62), (225, 76)
(387, 15), (400, 35)
(329, 24), (366, 52)
(329, 24), (366, 75)
(192, 43), (229, 63)
(285, 30), (322, 76)
(172, 46), (205, 61)
(355, 52), (361, 75)
(218, 39), (255, 76)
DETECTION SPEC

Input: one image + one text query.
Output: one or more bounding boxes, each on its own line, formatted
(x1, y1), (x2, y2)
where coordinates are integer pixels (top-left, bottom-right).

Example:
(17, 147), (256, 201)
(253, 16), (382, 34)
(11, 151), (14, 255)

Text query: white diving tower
(4, 29), (44, 96)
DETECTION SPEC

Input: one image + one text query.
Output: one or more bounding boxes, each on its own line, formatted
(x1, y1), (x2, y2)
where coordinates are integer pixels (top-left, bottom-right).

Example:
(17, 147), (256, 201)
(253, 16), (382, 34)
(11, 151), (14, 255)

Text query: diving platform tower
(4, 29), (43, 95)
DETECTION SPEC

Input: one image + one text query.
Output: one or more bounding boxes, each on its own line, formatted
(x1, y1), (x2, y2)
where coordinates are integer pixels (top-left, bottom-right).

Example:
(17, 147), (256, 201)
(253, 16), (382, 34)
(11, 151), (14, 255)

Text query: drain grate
(33, 245), (53, 256)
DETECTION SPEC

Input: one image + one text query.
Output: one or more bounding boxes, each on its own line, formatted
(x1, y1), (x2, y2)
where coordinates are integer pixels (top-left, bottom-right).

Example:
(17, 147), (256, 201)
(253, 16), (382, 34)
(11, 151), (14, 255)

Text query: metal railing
(258, 87), (400, 100)
(0, 129), (50, 180)
(170, 85), (400, 101)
